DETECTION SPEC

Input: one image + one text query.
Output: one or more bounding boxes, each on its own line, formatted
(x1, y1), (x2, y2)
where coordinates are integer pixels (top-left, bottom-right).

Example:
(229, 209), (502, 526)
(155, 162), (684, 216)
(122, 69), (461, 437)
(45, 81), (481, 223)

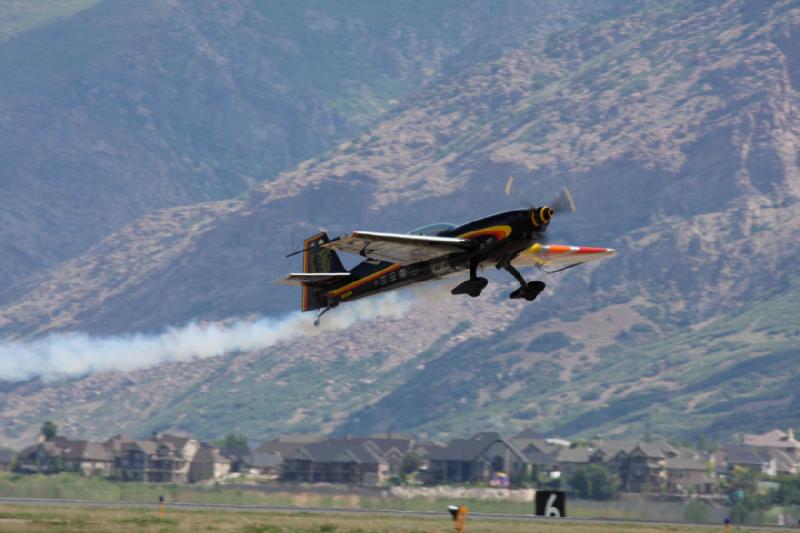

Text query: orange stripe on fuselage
(327, 263), (402, 298)
(327, 225), (510, 300)
(457, 225), (512, 241)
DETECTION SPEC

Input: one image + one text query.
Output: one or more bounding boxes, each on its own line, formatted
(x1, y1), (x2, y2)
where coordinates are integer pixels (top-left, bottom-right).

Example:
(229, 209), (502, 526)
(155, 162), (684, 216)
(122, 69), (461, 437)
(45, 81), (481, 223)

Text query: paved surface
(0, 497), (795, 530)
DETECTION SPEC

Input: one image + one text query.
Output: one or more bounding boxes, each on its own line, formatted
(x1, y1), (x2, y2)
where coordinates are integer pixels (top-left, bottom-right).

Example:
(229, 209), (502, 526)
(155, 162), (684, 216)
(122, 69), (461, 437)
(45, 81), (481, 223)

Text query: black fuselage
(324, 208), (550, 305)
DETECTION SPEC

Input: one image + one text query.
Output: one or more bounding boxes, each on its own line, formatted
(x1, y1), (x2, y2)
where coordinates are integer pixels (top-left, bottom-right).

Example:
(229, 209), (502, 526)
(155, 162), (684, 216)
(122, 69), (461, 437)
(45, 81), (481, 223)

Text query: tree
(569, 464), (620, 500)
(400, 452), (423, 476)
(40, 421), (57, 441)
(213, 432), (248, 452)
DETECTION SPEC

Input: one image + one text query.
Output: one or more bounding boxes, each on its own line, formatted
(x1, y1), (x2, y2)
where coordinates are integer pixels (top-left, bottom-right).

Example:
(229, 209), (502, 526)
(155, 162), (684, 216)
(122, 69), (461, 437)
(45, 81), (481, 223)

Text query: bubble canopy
(408, 223), (457, 236)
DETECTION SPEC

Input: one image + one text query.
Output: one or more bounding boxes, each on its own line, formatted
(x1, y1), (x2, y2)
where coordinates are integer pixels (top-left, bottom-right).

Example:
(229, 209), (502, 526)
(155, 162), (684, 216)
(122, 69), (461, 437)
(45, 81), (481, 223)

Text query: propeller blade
(504, 176), (514, 196)
(550, 186), (576, 214)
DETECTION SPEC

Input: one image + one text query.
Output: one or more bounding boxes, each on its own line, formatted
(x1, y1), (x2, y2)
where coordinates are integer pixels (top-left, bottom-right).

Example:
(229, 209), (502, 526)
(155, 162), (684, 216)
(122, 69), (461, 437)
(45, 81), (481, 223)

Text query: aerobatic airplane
(279, 186), (615, 324)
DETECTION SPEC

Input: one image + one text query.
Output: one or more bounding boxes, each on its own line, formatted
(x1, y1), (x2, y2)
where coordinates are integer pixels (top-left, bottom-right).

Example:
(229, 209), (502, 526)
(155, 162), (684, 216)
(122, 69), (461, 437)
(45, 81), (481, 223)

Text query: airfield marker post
(159, 495), (165, 518)
(447, 504), (469, 532)
(723, 517), (730, 533)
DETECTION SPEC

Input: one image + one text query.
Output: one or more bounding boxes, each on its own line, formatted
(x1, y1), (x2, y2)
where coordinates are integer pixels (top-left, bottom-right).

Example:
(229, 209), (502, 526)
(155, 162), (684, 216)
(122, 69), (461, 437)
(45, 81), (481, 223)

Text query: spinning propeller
(504, 176), (576, 216)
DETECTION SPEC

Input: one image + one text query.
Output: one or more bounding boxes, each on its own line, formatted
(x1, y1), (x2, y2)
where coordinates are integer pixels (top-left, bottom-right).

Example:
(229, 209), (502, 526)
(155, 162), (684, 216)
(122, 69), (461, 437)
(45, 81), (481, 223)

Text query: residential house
(16, 440), (65, 474)
(189, 444), (231, 482)
(553, 446), (592, 481)
(427, 432), (530, 485)
(512, 436), (559, 458)
(719, 444), (778, 476)
(743, 428), (800, 462)
(590, 440), (637, 464)
(666, 458), (713, 494)
(0, 449), (14, 472)
(255, 434), (326, 476)
(281, 438), (389, 485)
(617, 443), (668, 492)
(112, 439), (158, 481)
(250, 451), (282, 477)
(220, 444), (251, 473)
(61, 441), (112, 475)
(16, 437), (111, 475)
(330, 435), (416, 477)
(762, 448), (798, 475)
(519, 448), (557, 479)
(109, 433), (200, 483)
(593, 439), (704, 493)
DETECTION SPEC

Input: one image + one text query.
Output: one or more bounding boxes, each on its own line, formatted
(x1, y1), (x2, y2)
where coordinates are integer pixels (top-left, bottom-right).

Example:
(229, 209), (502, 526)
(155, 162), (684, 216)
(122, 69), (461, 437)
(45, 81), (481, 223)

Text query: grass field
(0, 473), (649, 519)
(0, 504), (779, 533)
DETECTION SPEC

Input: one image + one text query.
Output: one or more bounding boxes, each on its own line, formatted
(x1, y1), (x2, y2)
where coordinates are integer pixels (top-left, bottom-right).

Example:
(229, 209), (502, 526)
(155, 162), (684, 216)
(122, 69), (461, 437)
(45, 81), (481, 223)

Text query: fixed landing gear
(509, 280), (545, 301)
(498, 257), (546, 301)
(314, 303), (338, 326)
(451, 277), (488, 297)
(451, 257), (488, 298)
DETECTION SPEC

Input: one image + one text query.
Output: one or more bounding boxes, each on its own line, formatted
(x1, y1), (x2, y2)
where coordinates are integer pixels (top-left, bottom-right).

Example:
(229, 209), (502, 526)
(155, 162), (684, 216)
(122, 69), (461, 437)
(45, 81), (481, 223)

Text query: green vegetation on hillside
(1, 0), (799, 448)
(0, 0), (98, 42)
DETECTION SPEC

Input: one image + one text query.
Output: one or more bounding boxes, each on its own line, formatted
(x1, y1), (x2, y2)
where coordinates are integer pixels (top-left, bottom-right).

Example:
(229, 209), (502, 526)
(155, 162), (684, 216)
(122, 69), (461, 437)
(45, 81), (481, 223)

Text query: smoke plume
(0, 292), (411, 382)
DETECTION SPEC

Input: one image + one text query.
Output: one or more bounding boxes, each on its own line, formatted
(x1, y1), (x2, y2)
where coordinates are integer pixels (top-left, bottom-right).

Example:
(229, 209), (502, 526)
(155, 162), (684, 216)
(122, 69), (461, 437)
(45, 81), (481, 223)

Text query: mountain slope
(1, 0), (799, 447)
(0, 0), (99, 42)
(1, 0), (595, 287)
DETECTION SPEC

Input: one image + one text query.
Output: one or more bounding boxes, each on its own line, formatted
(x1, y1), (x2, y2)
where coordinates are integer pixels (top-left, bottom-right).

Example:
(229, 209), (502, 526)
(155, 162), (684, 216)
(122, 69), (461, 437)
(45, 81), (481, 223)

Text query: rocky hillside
(1, 0), (593, 288)
(1, 0), (799, 448)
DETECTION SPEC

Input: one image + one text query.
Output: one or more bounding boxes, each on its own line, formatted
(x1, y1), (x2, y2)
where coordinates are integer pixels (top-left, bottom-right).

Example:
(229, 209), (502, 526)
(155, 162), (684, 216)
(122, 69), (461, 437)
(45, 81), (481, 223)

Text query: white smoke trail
(0, 292), (411, 382)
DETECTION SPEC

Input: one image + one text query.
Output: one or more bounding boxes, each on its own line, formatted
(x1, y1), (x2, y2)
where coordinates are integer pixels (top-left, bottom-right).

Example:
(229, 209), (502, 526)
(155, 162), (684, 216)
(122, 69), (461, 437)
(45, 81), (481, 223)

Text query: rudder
(302, 232), (346, 312)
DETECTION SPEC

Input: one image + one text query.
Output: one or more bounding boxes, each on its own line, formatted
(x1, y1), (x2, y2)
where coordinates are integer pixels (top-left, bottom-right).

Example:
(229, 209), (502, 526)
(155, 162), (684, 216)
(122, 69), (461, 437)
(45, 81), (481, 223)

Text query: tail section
(301, 232), (347, 312)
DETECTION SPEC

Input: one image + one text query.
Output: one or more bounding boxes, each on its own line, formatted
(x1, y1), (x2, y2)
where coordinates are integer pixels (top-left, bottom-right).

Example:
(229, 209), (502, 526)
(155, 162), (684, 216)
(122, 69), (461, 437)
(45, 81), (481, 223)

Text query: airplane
(279, 187), (615, 324)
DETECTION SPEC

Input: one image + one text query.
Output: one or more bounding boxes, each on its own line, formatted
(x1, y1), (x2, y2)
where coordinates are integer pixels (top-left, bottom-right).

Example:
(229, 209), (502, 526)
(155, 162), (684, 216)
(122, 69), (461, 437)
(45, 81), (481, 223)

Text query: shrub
(568, 464), (619, 500)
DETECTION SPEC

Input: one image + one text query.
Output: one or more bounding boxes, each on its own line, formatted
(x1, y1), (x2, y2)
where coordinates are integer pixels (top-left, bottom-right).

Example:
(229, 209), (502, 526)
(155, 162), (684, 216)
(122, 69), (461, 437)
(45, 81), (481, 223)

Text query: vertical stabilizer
(301, 232), (346, 312)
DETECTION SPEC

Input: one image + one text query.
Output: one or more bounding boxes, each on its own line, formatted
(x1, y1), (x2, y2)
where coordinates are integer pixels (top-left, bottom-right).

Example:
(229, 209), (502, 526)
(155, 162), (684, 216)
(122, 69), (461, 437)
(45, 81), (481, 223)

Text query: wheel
(510, 281), (546, 301)
(451, 277), (488, 296)
(523, 281), (545, 301)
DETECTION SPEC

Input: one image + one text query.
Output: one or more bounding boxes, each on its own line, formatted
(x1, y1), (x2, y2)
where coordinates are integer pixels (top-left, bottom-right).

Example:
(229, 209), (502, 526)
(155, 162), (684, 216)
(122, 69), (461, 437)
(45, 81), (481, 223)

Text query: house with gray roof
(109, 433), (200, 483)
(552, 446), (593, 481)
(331, 435), (415, 477)
(281, 438), (389, 486)
(250, 451), (282, 476)
(255, 434), (326, 475)
(616, 443), (668, 492)
(718, 444), (778, 476)
(16, 436), (111, 475)
(744, 428), (800, 460)
(189, 444), (231, 482)
(666, 457), (713, 494)
(427, 432), (530, 485)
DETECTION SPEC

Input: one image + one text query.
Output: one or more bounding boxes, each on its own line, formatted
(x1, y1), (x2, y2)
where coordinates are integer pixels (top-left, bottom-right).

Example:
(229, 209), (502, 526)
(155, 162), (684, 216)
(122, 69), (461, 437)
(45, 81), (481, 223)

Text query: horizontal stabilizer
(276, 272), (351, 286)
(513, 243), (615, 268)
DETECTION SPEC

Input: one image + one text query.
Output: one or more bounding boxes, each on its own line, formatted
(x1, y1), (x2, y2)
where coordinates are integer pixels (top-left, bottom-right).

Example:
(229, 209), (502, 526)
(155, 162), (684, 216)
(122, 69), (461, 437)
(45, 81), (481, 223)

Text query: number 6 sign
(535, 490), (566, 517)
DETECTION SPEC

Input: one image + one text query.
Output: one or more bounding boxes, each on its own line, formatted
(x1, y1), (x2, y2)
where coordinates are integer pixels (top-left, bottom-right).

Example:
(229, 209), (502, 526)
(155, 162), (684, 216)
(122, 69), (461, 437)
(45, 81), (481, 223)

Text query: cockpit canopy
(408, 223), (457, 236)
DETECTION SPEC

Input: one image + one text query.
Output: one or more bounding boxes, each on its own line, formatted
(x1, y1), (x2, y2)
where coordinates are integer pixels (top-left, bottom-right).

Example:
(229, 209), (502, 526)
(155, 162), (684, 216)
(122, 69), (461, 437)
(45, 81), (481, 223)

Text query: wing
(512, 243), (615, 269)
(275, 272), (351, 286)
(323, 231), (470, 264)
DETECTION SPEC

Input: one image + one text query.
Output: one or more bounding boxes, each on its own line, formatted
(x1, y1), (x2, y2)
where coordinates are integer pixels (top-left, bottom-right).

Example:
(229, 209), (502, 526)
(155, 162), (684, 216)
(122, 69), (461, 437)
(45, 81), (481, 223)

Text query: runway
(0, 497), (793, 530)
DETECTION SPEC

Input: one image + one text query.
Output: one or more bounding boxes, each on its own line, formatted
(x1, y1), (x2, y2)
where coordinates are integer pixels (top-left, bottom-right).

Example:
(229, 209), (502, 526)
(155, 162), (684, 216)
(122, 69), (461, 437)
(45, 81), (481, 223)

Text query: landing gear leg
(451, 257), (488, 298)
(314, 303), (338, 327)
(500, 259), (545, 301)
